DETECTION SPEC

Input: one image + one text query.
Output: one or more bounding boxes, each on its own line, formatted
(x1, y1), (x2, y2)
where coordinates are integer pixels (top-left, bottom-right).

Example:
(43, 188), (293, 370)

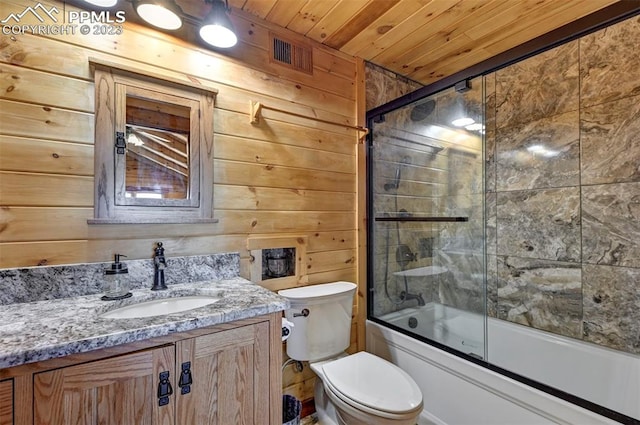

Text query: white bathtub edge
(418, 410), (447, 425)
(367, 320), (621, 425)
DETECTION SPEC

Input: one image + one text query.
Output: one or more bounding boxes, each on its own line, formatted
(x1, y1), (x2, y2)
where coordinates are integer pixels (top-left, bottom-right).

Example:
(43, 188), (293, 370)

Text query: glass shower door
(368, 77), (486, 359)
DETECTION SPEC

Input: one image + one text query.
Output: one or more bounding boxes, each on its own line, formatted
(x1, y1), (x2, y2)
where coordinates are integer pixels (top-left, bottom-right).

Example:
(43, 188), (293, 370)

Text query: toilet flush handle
(293, 308), (310, 318)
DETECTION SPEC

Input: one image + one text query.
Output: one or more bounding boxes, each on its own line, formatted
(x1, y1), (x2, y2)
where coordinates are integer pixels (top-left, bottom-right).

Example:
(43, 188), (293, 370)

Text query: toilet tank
(278, 282), (357, 362)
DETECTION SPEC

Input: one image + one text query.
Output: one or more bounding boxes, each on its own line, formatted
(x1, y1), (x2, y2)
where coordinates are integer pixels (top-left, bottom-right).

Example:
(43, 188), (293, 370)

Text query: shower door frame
(365, 87), (487, 364)
(364, 4), (640, 424)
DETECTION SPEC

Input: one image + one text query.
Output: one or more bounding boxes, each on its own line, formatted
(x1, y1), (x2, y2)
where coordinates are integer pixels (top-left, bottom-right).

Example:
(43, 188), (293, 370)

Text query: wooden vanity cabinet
(33, 346), (175, 424)
(0, 379), (12, 425)
(5, 313), (281, 425)
(176, 322), (272, 425)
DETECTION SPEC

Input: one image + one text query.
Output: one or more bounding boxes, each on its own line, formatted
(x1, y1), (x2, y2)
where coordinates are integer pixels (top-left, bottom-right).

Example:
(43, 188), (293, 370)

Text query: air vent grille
(273, 37), (292, 64)
(270, 33), (313, 74)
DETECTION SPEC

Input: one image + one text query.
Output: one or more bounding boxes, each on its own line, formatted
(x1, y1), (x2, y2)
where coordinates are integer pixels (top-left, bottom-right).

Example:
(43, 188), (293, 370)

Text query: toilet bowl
(312, 352), (423, 425)
(278, 282), (423, 425)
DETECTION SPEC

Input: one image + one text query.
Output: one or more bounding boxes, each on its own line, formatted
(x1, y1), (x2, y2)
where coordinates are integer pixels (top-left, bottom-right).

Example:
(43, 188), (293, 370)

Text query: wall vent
(270, 33), (313, 75)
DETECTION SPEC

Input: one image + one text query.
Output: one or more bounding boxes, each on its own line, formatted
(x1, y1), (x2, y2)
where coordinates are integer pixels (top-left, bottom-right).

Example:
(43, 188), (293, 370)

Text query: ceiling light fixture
(199, 0), (238, 49)
(133, 0), (183, 30)
(84, 0), (118, 6)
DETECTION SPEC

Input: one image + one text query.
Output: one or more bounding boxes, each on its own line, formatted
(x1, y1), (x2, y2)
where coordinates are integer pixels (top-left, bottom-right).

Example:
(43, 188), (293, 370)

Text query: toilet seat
(319, 352), (423, 418)
(322, 375), (422, 422)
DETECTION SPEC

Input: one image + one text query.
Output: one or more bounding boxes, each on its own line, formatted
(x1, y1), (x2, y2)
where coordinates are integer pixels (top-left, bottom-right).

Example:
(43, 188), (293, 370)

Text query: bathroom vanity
(0, 277), (288, 425)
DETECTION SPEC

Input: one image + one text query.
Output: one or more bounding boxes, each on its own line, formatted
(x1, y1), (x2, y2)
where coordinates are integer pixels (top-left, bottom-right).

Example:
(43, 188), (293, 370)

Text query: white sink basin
(393, 266), (448, 277)
(100, 295), (221, 319)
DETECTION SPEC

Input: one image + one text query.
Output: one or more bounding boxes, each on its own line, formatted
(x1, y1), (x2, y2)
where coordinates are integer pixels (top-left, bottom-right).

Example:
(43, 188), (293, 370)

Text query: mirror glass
(124, 96), (190, 200)
(90, 59), (216, 223)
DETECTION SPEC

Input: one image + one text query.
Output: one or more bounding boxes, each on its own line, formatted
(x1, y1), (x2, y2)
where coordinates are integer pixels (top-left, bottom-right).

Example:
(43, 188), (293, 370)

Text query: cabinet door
(34, 346), (175, 425)
(176, 322), (271, 425)
(0, 379), (12, 425)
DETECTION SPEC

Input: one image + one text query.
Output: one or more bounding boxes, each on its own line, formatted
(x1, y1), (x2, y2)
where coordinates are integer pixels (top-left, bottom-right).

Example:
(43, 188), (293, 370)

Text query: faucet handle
(152, 241), (168, 291)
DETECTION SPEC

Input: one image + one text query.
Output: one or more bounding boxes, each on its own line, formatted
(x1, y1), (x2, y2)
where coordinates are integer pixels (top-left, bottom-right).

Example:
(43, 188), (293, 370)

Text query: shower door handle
(375, 216), (468, 222)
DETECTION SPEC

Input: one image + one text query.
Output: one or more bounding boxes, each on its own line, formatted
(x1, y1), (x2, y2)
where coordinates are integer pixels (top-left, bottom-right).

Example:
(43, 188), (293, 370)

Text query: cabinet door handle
(157, 371), (173, 406)
(178, 361), (193, 395)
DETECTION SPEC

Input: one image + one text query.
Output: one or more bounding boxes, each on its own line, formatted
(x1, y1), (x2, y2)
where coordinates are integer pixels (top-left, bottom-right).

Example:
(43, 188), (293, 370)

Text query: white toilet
(278, 281), (423, 425)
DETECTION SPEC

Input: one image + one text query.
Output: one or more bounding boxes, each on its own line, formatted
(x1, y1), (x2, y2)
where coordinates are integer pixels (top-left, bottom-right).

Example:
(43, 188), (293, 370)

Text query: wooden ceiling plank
(409, 47), (492, 84)
(453, 0), (546, 46)
(128, 151), (189, 180)
(241, 0), (278, 20)
(407, 0), (603, 82)
(400, 0), (616, 84)
(455, 0), (602, 63)
(266, 0), (310, 28)
(344, 0), (460, 58)
(372, 0), (506, 68)
(339, 0), (433, 56)
(128, 143), (189, 174)
(482, 0), (619, 55)
(388, 0), (511, 72)
(400, 33), (476, 76)
(304, 0), (372, 44)
(323, 0), (402, 50)
(464, 0), (584, 41)
(286, 0), (342, 36)
(136, 131), (188, 157)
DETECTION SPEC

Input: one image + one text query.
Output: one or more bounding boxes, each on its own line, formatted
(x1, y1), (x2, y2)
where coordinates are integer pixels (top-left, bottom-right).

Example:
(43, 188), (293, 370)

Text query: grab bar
(375, 216), (468, 222)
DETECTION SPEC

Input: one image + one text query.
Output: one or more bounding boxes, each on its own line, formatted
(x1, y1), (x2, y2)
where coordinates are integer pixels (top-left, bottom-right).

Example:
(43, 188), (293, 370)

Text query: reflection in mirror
(124, 96), (190, 200)
(90, 58), (217, 223)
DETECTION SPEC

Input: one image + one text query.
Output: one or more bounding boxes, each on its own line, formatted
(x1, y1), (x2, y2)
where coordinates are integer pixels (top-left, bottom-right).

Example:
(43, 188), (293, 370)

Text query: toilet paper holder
(282, 317), (295, 341)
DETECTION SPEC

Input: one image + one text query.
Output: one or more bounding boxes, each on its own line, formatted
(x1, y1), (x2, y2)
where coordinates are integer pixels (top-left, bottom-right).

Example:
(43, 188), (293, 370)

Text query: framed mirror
(89, 59), (217, 224)
(117, 86), (198, 206)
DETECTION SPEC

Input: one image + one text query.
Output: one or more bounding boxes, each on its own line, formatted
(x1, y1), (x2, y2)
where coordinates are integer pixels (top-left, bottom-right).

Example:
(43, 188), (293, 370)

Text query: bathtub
(367, 304), (640, 424)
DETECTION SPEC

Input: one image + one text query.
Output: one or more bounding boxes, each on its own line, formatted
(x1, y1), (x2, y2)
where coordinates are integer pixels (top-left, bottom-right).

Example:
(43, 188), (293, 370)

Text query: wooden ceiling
(175, 0), (620, 85)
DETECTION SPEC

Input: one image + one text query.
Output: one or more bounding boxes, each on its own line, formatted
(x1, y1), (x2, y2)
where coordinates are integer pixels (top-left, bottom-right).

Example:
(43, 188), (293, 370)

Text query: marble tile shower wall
(486, 15), (640, 354)
(365, 61), (423, 110)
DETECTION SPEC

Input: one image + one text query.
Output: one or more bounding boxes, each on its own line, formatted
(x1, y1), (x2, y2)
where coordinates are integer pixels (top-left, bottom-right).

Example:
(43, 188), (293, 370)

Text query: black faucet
(151, 242), (167, 291)
(400, 290), (426, 306)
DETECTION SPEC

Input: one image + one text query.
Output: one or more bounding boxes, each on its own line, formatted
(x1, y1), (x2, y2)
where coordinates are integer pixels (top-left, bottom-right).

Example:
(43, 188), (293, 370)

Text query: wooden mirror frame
(88, 59), (218, 224)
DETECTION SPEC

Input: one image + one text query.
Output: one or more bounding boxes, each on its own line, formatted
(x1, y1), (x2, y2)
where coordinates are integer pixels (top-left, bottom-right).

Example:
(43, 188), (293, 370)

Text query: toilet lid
(321, 352), (422, 414)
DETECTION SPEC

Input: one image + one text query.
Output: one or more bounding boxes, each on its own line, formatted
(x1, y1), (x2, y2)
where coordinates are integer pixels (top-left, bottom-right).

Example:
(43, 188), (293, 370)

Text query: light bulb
(84, 0), (118, 7)
(136, 2), (182, 30)
(199, 24), (237, 48)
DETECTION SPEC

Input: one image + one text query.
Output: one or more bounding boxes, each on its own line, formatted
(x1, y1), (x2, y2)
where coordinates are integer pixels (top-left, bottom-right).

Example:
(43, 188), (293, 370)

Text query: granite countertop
(0, 278), (289, 370)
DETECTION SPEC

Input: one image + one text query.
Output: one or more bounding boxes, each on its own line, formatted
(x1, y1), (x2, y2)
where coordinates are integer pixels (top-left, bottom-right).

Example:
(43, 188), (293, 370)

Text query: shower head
(410, 99), (436, 122)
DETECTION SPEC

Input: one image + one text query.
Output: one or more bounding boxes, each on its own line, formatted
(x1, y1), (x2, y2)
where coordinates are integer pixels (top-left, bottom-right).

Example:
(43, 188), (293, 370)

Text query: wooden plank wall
(0, 0), (364, 405)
